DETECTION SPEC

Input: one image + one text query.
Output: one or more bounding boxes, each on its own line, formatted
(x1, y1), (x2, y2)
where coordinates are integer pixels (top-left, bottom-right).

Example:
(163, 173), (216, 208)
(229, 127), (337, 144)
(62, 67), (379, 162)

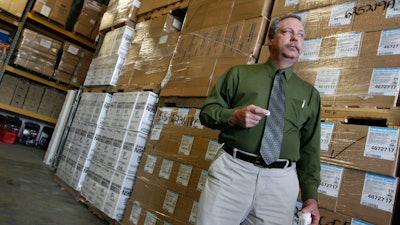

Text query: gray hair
(268, 14), (304, 38)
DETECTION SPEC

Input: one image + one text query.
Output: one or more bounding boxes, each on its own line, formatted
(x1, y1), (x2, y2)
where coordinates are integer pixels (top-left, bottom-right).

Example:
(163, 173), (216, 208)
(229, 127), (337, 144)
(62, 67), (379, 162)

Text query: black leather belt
(223, 144), (292, 168)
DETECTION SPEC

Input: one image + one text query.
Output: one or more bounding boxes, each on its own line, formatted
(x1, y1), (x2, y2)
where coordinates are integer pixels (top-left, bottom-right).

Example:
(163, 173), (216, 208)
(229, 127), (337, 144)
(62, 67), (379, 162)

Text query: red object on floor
(0, 116), (22, 144)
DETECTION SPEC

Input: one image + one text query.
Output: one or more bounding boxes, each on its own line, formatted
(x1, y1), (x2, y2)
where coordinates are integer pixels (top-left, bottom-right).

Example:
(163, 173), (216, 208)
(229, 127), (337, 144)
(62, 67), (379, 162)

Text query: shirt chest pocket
(286, 98), (309, 129)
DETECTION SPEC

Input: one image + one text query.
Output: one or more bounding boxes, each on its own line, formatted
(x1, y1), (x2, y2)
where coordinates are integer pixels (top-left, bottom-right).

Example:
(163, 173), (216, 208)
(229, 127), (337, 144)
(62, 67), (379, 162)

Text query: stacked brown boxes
(99, 0), (141, 31)
(116, 14), (182, 92)
(267, 0), (400, 224)
(0, 0), (29, 17)
(137, 0), (183, 16)
(33, 0), (74, 26)
(73, 0), (108, 40)
(267, 0), (400, 108)
(160, 0), (274, 97)
(14, 29), (62, 78)
(54, 41), (94, 86)
(37, 88), (66, 118)
(122, 107), (220, 225)
(0, 74), (20, 105)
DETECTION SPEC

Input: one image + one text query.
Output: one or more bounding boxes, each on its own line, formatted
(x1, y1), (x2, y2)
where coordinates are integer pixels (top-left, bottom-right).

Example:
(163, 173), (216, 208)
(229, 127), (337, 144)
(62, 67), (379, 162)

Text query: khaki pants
(196, 150), (299, 225)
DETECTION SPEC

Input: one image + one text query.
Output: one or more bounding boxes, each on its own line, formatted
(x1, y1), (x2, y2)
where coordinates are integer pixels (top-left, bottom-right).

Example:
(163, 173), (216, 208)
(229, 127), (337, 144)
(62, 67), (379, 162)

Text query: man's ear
(266, 36), (272, 46)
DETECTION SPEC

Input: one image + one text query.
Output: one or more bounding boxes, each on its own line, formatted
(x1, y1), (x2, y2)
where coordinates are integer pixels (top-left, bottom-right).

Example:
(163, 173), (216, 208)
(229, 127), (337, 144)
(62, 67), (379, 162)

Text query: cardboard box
(352, 0), (400, 32)
(0, 74), (19, 105)
(5, 0), (28, 17)
(230, 0), (273, 22)
(304, 2), (355, 39)
(10, 79), (30, 108)
(358, 29), (400, 68)
(337, 168), (399, 224)
(317, 163), (344, 212)
(326, 123), (399, 177)
(33, 0), (56, 17)
(49, 0), (73, 26)
(271, 0), (300, 17)
(137, 0), (181, 15)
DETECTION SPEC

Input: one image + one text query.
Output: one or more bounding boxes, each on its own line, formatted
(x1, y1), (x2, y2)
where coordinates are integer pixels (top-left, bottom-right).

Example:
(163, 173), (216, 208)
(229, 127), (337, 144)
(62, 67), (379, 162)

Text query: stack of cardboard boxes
(0, 74), (66, 119)
(160, 0), (274, 97)
(115, 13), (182, 92)
(122, 107), (220, 225)
(54, 41), (94, 87)
(0, 0), (29, 18)
(265, 0), (400, 224)
(84, 25), (135, 86)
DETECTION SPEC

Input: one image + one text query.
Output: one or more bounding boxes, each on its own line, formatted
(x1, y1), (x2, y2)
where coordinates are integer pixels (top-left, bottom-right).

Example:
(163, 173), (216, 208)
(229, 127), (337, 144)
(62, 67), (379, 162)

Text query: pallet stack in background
(264, 1), (400, 225)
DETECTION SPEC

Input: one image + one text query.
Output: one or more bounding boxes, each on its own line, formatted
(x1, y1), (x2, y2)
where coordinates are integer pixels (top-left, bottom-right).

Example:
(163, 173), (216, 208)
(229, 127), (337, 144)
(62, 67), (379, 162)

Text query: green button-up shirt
(200, 58), (321, 200)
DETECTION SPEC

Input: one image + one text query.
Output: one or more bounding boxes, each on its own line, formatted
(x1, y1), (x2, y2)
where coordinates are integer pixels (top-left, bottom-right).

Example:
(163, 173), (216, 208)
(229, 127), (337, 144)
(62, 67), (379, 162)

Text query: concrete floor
(0, 142), (108, 225)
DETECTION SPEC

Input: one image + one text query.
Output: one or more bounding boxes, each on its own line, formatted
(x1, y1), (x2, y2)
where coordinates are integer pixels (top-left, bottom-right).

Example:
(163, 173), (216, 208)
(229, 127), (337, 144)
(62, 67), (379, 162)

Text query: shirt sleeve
(296, 88), (322, 201)
(199, 67), (237, 132)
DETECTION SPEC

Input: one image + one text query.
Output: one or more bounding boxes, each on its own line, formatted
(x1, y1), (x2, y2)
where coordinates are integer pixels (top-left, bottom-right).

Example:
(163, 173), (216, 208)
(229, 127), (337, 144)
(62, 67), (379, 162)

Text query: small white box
(103, 171), (135, 220)
(129, 91), (158, 134)
(116, 131), (148, 175)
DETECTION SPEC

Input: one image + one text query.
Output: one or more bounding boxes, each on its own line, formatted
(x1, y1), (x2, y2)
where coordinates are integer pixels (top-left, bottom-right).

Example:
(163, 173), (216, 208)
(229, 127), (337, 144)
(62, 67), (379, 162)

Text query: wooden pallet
(321, 106), (400, 126)
(157, 96), (206, 108)
(83, 85), (114, 93)
(137, 0), (189, 22)
(98, 20), (136, 35)
(111, 84), (161, 94)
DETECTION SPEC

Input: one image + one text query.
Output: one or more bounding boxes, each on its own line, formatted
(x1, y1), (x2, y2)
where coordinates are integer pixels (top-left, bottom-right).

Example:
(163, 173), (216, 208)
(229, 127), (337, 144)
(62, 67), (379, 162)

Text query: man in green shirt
(197, 15), (321, 225)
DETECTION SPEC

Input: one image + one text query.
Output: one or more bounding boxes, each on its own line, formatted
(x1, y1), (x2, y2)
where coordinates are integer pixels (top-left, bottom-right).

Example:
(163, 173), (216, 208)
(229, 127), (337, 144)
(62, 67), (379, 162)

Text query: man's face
(268, 18), (305, 61)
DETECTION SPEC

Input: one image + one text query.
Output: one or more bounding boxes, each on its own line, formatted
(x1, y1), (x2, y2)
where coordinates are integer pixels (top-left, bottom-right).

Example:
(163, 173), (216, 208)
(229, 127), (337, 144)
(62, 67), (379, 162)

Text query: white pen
(301, 99), (306, 108)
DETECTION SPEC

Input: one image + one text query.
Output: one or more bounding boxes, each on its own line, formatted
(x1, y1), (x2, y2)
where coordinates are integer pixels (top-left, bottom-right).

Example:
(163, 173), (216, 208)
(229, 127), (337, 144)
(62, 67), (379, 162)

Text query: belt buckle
(253, 156), (265, 167)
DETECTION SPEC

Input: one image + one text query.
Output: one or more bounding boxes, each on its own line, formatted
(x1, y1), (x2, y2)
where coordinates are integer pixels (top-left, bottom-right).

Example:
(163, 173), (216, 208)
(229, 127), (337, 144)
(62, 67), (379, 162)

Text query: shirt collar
(265, 58), (294, 81)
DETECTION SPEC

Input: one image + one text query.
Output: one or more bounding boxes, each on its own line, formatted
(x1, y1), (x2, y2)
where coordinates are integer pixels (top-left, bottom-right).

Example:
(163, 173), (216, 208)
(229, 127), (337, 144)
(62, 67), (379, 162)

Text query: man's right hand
(229, 104), (269, 128)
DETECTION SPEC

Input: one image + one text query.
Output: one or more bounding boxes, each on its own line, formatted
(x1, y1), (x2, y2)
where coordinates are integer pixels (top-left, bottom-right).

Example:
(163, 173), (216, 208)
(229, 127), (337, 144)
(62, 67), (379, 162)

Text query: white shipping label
(294, 11), (308, 29)
(40, 39), (52, 49)
(189, 201), (198, 224)
(176, 164), (193, 186)
(364, 126), (399, 161)
(299, 38), (322, 61)
(335, 32), (362, 58)
(159, 35), (168, 45)
(378, 28), (400, 55)
(129, 201), (142, 224)
(205, 139), (221, 161)
(329, 1), (355, 26)
(144, 154), (157, 174)
(67, 45), (79, 55)
(318, 164), (344, 197)
(150, 124), (163, 140)
(197, 170), (208, 192)
(178, 135), (194, 155)
(285, 0), (300, 6)
(40, 5), (51, 17)
(320, 122), (335, 151)
(386, 0), (400, 18)
(144, 211), (157, 225)
(351, 218), (373, 225)
(192, 109), (204, 129)
(315, 70), (340, 95)
(360, 173), (398, 212)
(174, 108), (189, 126)
(159, 159), (174, 180)
(163, 190), (179, 214)
(368, 68), (400, 96)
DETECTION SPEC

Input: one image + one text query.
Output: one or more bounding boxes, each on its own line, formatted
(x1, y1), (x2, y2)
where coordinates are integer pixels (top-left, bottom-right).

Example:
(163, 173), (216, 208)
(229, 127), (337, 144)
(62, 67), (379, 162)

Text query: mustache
(285, 42), (300, 52)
